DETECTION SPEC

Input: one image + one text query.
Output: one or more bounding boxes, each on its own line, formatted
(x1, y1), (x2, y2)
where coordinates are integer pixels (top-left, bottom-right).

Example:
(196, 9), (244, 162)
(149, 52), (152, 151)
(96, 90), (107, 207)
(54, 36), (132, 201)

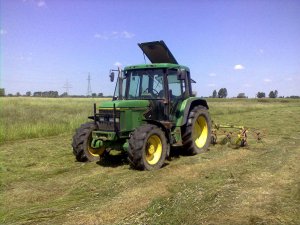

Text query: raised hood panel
(98, 100), (150, 109)
(138, 40), (178, 64)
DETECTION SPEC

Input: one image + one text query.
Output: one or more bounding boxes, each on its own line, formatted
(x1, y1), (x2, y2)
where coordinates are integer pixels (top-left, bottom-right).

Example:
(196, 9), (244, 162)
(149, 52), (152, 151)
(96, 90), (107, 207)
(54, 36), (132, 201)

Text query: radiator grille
(97, 110), (120, 131)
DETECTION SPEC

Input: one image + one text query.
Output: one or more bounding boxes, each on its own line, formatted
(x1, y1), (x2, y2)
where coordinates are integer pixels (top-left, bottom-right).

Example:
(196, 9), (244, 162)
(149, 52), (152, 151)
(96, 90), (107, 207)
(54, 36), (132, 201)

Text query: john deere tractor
(72, 41), (211, 170)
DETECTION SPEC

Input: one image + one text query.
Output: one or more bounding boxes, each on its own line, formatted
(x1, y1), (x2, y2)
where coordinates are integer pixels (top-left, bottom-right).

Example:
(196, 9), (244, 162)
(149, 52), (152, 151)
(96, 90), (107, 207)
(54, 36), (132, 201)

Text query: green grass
(0, 97), (299, 224)
(0, 97), (109, 143)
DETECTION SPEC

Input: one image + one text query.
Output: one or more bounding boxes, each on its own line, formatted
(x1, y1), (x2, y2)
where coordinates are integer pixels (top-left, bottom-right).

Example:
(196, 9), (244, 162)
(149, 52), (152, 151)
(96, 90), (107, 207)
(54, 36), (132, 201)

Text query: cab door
(166, 71), (187, 122)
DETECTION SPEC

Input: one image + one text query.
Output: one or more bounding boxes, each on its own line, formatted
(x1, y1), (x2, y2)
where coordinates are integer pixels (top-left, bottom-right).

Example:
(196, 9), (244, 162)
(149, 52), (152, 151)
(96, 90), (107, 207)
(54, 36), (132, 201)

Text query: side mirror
(109, 71), (115, 82)
(177, 69), (187, 80)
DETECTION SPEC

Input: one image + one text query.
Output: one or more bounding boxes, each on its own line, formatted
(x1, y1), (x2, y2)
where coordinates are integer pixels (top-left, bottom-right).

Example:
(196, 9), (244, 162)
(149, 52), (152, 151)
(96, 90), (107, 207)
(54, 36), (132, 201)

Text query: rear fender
(176, 98), (209, 127)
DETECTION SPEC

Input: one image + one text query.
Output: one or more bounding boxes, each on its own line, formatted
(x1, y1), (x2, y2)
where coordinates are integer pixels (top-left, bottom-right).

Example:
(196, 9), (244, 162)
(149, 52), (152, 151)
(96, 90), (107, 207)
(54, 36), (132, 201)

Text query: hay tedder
(211, 122), (265, 147)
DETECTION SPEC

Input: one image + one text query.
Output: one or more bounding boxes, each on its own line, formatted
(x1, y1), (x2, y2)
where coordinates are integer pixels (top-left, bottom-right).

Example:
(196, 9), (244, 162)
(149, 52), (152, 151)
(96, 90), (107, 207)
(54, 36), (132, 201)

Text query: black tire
(182, 105), (211, 155)
(72, 122), (105, 162)
(128, 124), (167, 170)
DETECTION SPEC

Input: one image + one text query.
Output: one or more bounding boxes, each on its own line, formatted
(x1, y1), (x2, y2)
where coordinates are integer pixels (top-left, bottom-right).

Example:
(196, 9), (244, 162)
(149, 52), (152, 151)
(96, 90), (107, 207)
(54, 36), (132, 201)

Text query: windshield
(112, 68), (187, 100)
(125, 69), (165, 100)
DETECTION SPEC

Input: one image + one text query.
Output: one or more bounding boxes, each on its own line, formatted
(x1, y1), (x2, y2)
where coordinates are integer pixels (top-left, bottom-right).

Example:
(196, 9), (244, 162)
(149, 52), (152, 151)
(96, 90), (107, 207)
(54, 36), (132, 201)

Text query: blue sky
(1, 0), (299, 97)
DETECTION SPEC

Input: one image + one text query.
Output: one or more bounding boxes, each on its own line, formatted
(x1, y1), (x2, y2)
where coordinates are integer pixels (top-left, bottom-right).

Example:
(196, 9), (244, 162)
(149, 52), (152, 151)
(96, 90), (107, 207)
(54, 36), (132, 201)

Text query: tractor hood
(98, 100), (150, 110)
(138, 40), (178, 64)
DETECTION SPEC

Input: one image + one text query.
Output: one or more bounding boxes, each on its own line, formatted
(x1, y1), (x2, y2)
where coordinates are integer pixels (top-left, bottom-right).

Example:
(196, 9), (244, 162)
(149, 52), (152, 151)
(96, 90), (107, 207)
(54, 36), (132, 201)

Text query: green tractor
(72, 41), (211, 170)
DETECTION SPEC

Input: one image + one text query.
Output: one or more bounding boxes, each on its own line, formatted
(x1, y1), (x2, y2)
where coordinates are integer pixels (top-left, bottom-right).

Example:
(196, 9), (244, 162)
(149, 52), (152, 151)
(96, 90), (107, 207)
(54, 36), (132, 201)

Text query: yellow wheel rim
(145, 134), (163, 165)
(193, 115), (208, 148)
(87, 145), (105, 156)
(87, 135), (105, 156)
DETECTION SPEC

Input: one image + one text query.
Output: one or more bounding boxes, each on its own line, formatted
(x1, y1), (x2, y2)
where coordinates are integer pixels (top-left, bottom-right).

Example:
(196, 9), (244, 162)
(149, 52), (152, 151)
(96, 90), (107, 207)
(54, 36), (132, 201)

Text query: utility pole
(63, 80), (72, 96)
(86, 73), (92, 97)
(87, 73), (92, 97)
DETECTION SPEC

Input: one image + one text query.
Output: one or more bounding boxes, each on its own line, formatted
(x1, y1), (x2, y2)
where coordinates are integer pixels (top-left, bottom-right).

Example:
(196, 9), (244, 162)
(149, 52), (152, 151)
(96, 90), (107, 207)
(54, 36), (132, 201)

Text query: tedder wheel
(128, 124), (167, 170)
(182, 105), (211, 155)
(72, 122), (105, 162)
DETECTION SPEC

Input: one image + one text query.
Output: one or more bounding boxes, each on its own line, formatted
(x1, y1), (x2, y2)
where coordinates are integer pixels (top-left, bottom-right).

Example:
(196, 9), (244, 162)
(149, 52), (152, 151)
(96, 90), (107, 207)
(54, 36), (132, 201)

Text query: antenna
(143, 52), (147, 64)
(87, 73), (92, 97)
(63, 80), (72, 96)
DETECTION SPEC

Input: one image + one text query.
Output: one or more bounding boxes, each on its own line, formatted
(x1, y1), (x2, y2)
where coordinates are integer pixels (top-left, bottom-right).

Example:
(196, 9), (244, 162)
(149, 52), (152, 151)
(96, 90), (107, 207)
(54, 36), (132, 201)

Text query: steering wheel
(143, 88), (159, 96)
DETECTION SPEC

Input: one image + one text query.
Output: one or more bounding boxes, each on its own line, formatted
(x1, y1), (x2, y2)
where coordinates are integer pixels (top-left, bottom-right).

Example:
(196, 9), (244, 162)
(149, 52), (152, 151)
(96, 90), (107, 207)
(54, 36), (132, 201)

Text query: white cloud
(234, 64), (245, 70)
(94, 31), (135, 40)
(0, 29), (7, 35)
(285, 77), (293, 81)
(263, 78), (272, 83)
(37, 0), (46, 7)
(22, 0), (46, 8)
(259, 49), (264, 54)
(121, 31), (135, 39)
(10, 53), (33, 62)
(114, 62), (122, 67)
(94, 33), (108, 40)
(209, 73), (216, 77)
(207, 83), (216, 87)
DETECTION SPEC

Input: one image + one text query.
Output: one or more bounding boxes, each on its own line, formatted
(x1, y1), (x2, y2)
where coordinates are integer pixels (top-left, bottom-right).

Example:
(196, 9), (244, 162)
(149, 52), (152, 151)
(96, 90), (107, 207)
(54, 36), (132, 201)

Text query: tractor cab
(110, 41), (195, 123)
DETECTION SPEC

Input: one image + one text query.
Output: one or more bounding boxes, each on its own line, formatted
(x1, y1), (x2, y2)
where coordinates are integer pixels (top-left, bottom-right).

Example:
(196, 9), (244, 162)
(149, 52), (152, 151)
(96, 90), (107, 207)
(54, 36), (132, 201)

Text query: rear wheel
(182, 106), (211, 155)
(128, 124), (167, 170)
(72, 122), (105, 162)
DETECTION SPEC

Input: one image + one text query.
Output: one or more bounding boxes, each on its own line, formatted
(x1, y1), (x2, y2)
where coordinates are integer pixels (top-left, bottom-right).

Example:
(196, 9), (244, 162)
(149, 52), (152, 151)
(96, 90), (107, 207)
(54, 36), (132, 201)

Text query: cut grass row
(1, 133), (299, 224)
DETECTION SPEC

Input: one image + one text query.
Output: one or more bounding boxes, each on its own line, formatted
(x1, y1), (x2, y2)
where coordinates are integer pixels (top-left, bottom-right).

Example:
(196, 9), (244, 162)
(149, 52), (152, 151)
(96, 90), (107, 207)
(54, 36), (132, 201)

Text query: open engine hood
(138, 40), (178, 64)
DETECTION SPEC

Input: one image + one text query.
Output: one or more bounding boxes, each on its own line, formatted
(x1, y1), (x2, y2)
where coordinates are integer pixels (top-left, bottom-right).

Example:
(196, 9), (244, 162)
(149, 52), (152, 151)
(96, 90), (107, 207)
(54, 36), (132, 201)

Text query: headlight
(109, 117), (120, 123)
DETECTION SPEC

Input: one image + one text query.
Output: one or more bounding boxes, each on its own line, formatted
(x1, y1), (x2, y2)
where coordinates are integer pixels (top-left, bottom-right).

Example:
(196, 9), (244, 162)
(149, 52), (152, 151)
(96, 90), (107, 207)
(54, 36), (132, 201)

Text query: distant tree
(51, 91), (59, 98)
(0, 88), (5, 96)
(237, 93), (247, 98)
(269, 90), (278, 98)
(218, 88), (228, 98)
(61, 92), (68, 97)
(98, 93), (103, 97)
(256, 92), (266, 98)
(16, 92), (21, 97)
(41, 91), (58, 97)
(26, 91), (31, 97)
(92, 93), (97, 97)
(212, 90), (217, 98)
(33, 92), (42, 97)
(288, 95), (300, 99)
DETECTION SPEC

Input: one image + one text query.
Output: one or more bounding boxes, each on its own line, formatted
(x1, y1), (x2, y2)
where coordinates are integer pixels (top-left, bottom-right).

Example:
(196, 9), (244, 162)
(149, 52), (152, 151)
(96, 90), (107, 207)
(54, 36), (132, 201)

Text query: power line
(63, 80), (72, 95)
(87, 73), (92, 97)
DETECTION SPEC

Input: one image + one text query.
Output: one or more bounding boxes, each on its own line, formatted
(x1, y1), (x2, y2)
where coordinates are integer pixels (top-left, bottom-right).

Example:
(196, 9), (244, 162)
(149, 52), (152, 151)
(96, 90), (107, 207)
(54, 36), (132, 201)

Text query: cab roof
(124, 63), (190, 72)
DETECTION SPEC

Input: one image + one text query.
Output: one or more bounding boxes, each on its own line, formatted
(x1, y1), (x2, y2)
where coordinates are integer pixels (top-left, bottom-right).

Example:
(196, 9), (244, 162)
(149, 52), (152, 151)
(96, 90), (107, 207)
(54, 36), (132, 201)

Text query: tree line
(210, 88), (299, 99)
(0, 88), (299, 99)
(0, 89), (107, 98)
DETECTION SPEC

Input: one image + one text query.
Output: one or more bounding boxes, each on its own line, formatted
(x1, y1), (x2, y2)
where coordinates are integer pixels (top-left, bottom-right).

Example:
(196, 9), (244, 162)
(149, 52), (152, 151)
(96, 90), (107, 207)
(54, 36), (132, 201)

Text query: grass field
(0, 97), (299, 224)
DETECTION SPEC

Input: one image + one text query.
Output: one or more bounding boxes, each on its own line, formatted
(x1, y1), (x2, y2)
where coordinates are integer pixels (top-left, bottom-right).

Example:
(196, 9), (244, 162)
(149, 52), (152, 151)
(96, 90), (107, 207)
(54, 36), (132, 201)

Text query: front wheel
(182, 106), (211, 155)
(128, 124), (167, 170)
(72, 122), (105, 162)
